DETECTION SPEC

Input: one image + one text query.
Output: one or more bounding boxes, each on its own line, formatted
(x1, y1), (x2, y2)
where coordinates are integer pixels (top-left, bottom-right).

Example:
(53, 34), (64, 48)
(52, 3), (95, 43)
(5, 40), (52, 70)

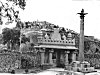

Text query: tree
(16, 21), (24, 29)
(0, 0), (27, 25)
(6, 0), (26, 10)
(0, 0), (27, 50)
(21, 34), (30, 43)
(2, 27), (30, 50)
(2, 27), (20, 49)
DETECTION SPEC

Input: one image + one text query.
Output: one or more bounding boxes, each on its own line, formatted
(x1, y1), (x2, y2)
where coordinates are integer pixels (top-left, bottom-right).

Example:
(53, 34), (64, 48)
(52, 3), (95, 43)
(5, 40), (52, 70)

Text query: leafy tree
(2, 27), (20, 49)
(84, 40), (91, 53)
(59, 27), (66, 33)
(6, 0), (26, 10)
(53, 25), (59, 28)
(2, 27), (30, 50)
(21, 34), (30, 43)
(0, 0), (27, 50)
(0, 0), (27, 25)
(16, 21), (24, 29)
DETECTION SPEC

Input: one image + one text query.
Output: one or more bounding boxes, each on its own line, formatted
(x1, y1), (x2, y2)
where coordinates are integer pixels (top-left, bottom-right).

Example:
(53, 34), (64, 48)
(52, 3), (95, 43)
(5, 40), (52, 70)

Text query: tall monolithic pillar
(77, 9), (88, 62)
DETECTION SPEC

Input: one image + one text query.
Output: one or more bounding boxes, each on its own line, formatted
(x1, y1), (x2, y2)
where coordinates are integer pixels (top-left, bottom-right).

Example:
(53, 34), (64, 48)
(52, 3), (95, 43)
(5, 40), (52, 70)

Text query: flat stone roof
(34, 45), (78, 50)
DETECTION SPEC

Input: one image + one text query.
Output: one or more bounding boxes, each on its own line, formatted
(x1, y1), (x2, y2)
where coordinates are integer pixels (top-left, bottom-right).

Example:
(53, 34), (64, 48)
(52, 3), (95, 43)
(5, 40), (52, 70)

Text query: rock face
(84, 40), (100, 68)
(75, 35), (100, 68)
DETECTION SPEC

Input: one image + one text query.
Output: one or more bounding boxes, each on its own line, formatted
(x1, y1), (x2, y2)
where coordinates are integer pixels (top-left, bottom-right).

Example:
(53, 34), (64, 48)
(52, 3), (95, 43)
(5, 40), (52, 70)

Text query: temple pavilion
(22, 26), (78, 67)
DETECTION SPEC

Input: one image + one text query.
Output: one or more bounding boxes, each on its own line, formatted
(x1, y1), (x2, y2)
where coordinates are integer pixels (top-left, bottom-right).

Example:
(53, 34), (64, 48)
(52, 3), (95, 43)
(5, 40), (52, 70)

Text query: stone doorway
(68, 52), (73, 64)
(52, 49), (74, 68)
(52, 49), (65, 68)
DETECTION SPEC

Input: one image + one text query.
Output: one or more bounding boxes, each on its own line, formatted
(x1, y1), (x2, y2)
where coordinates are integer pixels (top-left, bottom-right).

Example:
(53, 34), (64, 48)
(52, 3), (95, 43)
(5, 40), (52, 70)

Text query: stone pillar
(40, 48), (45, 65)
(49, 49), (54, 64)
(72, 51), (77, 62)
(65, 51), (70, 69)
(77, 9), (88, 62)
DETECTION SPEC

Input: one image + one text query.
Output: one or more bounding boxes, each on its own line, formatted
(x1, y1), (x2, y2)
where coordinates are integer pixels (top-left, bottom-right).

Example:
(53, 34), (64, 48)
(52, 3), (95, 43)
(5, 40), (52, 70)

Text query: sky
(0, 0), (100, 39)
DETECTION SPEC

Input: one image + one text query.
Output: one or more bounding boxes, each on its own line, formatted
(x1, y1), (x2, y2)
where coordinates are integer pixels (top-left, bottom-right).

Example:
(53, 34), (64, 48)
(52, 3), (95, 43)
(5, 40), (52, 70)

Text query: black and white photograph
(0, 0), (100, 75)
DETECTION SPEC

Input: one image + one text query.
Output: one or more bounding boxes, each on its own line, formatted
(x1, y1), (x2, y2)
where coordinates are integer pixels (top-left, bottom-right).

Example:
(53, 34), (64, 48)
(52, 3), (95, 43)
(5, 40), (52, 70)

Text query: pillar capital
(39, 48), (45, 53)
(65, 51), (70, 54)
(49, 49), (54, 53)
(73, 51), (78, 54)
(43, 48), (45, 50)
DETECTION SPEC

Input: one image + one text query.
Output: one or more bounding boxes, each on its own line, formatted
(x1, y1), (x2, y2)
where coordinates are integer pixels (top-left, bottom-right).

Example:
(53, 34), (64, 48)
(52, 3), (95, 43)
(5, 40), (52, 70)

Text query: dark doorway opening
(53, 50), (65, 68)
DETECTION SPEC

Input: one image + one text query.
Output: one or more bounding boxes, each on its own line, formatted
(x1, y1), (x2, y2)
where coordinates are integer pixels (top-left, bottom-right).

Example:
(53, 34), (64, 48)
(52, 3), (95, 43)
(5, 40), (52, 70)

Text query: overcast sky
(0, 0), (100, 39)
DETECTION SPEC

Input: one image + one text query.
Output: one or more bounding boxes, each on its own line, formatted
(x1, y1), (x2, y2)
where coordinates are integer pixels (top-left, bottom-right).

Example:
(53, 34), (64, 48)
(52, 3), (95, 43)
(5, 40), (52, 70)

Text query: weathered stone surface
(51, 28), (61, 40)
(0, 52), (20, 72)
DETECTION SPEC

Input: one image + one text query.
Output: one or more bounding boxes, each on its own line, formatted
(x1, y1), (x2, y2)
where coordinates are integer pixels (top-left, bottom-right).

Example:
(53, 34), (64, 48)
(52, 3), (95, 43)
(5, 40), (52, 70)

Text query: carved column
(49, 49), (54, 64)
(65, 51), (70, 67)
(40, 48), (45, 65)
(72, 51), (77, 62)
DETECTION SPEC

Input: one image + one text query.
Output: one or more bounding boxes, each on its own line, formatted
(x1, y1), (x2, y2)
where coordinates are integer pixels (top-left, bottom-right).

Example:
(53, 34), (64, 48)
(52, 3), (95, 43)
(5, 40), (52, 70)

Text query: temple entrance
(34, 47), (78, 68)
(68, 52), (73, 64)
(52, 49), (65, 68)
(52, 49), (73, 68)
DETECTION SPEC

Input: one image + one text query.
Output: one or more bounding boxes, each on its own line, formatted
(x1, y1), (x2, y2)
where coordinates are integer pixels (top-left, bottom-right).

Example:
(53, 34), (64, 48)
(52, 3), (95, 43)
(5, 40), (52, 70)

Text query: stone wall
(0, 52), (21, 72)
(21, 51), (41, 69)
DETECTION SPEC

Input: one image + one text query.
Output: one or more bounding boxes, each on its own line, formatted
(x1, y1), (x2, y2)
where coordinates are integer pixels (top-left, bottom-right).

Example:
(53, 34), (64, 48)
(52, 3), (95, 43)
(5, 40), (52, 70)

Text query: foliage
(0, 0), (27, 25)
(84, 41), (91, 53)
(6, 0), (26, 10)
(21, 34), (30, 43)
(2, 27), (30, 50)
(2, 28), (20, 49)
(59, 27), (66, 33)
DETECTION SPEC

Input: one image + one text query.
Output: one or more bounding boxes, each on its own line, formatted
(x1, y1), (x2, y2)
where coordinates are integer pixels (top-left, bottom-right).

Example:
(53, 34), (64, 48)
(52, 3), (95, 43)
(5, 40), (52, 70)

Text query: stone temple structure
(21, 24), (78, 68)
(20, 20), (100, 68)
(35, 28), (78, 67)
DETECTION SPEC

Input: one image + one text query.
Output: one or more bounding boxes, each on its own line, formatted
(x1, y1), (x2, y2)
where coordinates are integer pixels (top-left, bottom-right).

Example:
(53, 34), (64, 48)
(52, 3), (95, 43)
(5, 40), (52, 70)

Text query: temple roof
(34, 45), (78, 50)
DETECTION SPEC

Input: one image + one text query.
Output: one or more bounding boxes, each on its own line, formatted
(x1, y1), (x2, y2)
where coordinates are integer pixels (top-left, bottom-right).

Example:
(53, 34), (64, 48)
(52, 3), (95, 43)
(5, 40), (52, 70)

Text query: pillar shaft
(72, 51), (77, 61)
(79, 18), (84, 62)
(78, 9), (88, 62)
(49, 49), (54, 64)
(40, 48), (45, 65)
(65, 51), (70, 66)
